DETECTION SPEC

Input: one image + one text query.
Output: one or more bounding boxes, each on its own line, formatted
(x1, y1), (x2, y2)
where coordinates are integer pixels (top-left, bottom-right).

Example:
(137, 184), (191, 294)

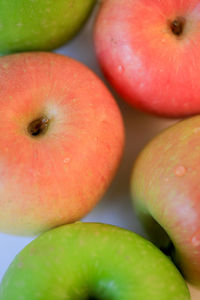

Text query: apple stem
(170, 17), (185, 36)
(27, 115), (49, 137)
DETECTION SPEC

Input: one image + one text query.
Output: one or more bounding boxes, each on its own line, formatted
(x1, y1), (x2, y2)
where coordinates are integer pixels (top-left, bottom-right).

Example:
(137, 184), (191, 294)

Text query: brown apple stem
(28, 115), (49, 137)
(170, 17), (185, 36)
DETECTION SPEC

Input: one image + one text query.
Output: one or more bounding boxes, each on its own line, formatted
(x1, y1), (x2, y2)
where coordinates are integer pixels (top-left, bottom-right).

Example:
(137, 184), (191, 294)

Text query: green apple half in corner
(0, 0), (95, 54)
(131, 115), (200, 287)
(0, 222), (190, 300)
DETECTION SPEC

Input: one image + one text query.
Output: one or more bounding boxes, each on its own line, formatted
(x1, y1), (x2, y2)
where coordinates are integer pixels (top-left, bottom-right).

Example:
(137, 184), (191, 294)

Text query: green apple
(131, 115), (200, 287)
(0, 222), (190, 299)
(0, 0), (95, 54)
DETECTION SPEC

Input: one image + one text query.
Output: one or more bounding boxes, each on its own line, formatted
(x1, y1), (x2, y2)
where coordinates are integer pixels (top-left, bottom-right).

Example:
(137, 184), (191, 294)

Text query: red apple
(131, 115), (200, 286)
(0, 52), (124, 236)
(94, 0), (200, 118)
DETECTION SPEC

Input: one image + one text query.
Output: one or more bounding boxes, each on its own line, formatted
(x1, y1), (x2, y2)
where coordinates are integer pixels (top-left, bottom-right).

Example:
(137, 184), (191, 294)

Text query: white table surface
(0, 4), (199, 299)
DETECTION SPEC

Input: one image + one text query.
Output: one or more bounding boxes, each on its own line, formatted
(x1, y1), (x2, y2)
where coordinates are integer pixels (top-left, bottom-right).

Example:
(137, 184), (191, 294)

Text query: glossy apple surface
(94, 0), (200, 117)
(0, 0), (95, 54)
(0, 222), (190, 300)
(0, 52), (124, 236)
(131, 115), (200, 286)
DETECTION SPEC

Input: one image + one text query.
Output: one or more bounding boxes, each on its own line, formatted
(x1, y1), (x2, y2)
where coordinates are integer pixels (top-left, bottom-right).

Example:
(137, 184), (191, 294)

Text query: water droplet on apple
(64, 157), (70, 164)
(174, 165), (186, 177)
(191, 231), (200, 247)
(117, 65), (124, 73)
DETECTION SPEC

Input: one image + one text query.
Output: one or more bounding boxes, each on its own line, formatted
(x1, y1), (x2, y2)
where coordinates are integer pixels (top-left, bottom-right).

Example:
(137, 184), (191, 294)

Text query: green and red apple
(0, 222), (190, 300)
(0, 52), (124, 236)
(0, 0), (95, 54)
(131, 115), (200, 286)
(94, 0), (200, 117)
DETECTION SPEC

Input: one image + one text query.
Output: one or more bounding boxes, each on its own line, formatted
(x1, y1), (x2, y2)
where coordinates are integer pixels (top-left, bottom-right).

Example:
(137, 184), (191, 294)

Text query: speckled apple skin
(0, 222), (190, 300)
(0, 52), (124, 236)
(131, 115), (200, 286)
(0, 0), (95, 54)
(94, 0), (200, 117)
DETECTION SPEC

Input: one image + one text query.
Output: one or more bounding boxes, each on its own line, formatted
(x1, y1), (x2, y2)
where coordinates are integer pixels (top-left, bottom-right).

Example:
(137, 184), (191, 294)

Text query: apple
(0, 52), (124, 236)
(0, 222), (190, 300)
(0, 0), (95, 54)
(131, 115), (200, 287)
(94, 0), (200, 118)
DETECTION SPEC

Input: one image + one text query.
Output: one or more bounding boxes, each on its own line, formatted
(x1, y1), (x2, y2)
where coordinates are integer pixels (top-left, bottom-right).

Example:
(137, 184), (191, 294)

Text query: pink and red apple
(94, 0), (200, 117)
(131, 115), (200, 286)
(0, 52), (124, 236)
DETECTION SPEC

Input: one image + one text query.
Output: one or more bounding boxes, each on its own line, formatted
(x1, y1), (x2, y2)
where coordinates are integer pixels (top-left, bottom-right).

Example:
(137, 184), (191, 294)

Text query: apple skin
(131, 115), (200, 287)
(0, 222), (190, 300)
(0, 52), (124, 236)
(0, 0), (95, 54)
(94, 0), (200, 118)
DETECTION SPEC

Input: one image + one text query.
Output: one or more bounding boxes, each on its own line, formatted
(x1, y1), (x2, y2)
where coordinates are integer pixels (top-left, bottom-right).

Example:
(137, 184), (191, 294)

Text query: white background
(0, 4), (199, 299)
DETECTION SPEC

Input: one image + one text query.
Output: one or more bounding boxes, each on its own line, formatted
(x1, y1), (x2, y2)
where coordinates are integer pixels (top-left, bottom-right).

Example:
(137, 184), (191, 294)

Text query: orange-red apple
(0, 52), (124, 236)
(94, 0), (200, 117)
